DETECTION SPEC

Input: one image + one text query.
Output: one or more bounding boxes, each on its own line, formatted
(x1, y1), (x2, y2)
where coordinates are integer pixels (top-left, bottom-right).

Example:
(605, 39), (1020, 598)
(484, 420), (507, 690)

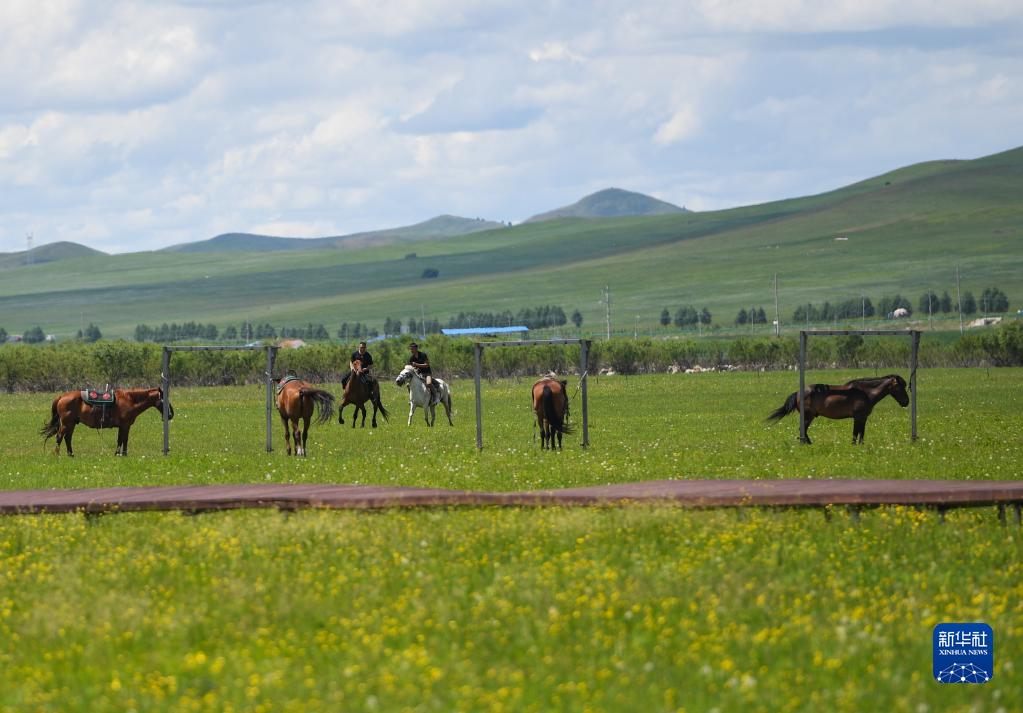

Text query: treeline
(796, 286), (1011, 322)
(3, 321), (1021, 392)
(135, 321), (340, 343)
(660, 306), (712, 328)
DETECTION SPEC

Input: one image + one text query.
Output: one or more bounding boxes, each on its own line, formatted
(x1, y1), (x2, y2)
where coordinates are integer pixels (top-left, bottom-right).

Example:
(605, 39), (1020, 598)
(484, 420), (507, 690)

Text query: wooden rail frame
(161, 345), (278, 454)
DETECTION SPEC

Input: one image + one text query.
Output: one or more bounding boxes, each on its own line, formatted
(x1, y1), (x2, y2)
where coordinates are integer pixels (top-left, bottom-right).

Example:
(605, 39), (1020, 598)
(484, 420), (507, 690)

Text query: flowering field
(0, 369), (1021, 711)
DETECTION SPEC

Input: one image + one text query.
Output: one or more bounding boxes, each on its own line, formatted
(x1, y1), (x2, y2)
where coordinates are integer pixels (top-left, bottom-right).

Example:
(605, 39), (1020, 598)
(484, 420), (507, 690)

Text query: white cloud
(0, 0), (1021, 253)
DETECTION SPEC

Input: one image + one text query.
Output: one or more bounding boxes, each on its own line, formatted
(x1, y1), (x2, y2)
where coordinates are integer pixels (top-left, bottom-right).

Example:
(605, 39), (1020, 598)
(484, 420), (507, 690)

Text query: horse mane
(844, 374), (903, 388)
(125, 388), (159, 403)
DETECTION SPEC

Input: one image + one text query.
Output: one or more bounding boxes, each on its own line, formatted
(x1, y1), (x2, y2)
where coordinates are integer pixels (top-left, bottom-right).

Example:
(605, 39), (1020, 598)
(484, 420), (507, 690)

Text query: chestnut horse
(41, 387), (172, 456)
(275, 377), (335, 456)
(766, 374), (910, 444)
(532, 377), (573, 450)
(338, 359), (389, 429)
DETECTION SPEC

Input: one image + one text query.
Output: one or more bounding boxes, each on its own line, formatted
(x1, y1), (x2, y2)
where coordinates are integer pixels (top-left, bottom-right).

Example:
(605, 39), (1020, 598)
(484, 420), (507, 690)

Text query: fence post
(474, 343), (483, 451)
(580, 339), (590, 447)
(161, 347), (171, 455)
(266, 346), (277, 453)
(799, 331), (807, 443)
(910, 330), (920, 441)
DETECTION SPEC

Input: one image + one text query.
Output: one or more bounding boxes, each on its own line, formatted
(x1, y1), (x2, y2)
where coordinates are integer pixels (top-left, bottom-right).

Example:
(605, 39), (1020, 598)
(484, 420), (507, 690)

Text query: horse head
(395, 365), (415, 386)
(154, 387), (174, 420)
(886, 375), (910, 407)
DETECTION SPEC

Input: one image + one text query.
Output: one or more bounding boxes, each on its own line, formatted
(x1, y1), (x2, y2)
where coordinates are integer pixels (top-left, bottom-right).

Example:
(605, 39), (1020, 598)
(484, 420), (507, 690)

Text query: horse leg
(301, 416), (310, 456)
(444, 394), (453, 426)
(359, 403), (367, 428)
(427, 404), (435, 427)
(407, 402), (415, 427)
(292, 419), (303, 456)
(854, 417), (866, 445)
(63, 422), (76, 457)
(281, 415), (292, 455)
(371, 401), (378, 428)
(802, 414), (815, 445)
(116, 425), (128, 455)
(338, 399), (346, 425)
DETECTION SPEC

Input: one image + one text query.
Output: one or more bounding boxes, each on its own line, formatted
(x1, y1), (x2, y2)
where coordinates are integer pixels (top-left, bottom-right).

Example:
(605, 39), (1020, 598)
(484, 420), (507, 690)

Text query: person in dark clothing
(408, 342), (438, 401)
(342, 341), (376, 394)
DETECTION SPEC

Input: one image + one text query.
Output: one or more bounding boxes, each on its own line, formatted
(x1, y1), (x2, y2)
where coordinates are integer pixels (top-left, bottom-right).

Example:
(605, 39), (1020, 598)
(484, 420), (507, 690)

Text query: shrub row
(1, 322), (1020, 393)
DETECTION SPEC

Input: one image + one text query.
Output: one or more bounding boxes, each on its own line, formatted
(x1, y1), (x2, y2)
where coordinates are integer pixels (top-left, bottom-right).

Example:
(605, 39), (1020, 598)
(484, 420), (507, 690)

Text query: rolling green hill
(1, 146), (1021, 339)
(161, 215), (506, 253)
(0, 241), (106, 269)
(525, 188), (687, 222)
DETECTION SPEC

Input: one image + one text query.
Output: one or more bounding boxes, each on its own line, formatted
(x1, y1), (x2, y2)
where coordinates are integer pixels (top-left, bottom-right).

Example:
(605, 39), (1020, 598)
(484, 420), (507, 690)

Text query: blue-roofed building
(441, 326), (529, 336)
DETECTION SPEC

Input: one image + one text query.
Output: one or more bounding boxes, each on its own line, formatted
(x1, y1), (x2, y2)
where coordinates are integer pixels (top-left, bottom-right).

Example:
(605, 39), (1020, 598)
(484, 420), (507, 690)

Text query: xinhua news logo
(933, 623), (993, 684)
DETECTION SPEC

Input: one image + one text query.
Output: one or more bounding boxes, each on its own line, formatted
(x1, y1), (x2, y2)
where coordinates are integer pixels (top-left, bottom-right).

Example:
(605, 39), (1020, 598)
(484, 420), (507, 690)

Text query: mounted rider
(408, 342), (439, 403)
(342, 341), (378, 398)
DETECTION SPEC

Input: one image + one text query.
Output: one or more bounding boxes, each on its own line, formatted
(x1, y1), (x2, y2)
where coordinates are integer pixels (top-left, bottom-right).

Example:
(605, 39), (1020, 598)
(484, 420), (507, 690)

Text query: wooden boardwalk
(1, 479), (1022, 517)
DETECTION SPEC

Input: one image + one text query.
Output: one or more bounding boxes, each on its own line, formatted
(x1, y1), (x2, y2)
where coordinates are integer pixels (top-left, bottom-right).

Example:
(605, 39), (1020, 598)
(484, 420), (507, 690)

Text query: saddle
(81, 385), (116, 428)
(81, 385), (115, 405)
(276, 373), (302, 394)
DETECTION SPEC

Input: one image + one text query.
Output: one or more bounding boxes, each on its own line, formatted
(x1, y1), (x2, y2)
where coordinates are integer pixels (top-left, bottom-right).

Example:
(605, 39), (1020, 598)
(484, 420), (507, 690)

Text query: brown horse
(532, 377), (573, 450)
(338, 359), (389, 428)
(275, 377), (335, 456)
(766, 374), (910, 444)
(41, 387), (172, 456)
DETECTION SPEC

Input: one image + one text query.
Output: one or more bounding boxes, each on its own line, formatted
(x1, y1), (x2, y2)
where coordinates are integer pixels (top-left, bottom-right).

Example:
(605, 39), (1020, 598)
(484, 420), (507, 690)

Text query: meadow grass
(1, 369), (1020, 491)
(1, 370), (1021, 711)
(0, 507), (1019, 712)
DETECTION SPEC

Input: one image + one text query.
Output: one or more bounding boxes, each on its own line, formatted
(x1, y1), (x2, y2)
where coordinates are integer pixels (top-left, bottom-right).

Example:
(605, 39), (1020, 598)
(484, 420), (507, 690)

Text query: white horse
(394, 365), (453, 426)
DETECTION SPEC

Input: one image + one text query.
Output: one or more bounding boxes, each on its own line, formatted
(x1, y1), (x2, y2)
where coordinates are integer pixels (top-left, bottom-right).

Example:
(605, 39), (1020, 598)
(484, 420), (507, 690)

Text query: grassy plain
(1, 370), (1021, 711)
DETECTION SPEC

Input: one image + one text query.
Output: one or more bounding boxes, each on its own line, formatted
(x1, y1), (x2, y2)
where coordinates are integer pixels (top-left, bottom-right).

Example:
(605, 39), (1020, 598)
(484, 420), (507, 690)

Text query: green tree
(659, 308), (670, 327)
(939, 291), (953, 313)
(735, 309), (748, 326)
(980, 287), (1009, 313)
(84, 323), (102, 342)
(700, 308), (712, 325)
(961, 291), (977, 315)
(0, 327), (6, 343)
(22, 326), (45, 343)
(571, 310), (583, 329)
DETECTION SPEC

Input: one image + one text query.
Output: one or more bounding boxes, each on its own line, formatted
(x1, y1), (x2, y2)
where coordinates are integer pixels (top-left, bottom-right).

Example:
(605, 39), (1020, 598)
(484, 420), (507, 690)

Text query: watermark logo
(933, 623), (993, 683)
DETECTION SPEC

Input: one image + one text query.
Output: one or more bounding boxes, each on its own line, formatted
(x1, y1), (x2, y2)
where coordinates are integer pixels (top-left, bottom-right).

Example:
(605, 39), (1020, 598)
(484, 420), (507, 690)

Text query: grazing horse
(394, 365), (453, 426)
(275, 377), (335, 456)
(532, 377), (573, 450)
(41, 387), (172, 456)
(338, 359), (389, 428)
(766, 374), (910, 444)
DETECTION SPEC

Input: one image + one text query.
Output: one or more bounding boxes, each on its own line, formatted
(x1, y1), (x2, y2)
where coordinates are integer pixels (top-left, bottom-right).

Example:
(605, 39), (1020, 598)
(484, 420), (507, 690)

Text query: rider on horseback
(343, 341), (378, 397)
(408, 342), (438, 403)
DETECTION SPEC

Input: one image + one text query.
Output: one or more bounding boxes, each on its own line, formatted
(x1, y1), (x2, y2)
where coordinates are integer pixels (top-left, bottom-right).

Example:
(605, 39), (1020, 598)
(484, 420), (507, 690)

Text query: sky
(1, 0), (1021, 254)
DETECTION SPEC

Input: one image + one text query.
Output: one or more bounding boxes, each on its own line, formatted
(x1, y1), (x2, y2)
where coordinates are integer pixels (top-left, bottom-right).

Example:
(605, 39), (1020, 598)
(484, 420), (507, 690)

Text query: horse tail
(766, 392), (799, 423)
(40, 399), (60, 441)
(300, 388), (336, 425)
(374, 392), (390, 422)
(541, 385), (573, 435)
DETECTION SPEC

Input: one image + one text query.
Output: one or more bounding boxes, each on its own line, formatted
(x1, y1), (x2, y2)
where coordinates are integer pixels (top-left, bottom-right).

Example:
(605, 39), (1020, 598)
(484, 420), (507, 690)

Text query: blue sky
(1, 0), (1021, 253)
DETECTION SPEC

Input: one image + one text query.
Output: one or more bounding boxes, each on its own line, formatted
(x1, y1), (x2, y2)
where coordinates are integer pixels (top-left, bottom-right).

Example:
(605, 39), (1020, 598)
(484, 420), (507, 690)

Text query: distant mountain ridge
(0, 241), (106, 269)
(162, 215), (506, 253)
(525, 188), (688, 223)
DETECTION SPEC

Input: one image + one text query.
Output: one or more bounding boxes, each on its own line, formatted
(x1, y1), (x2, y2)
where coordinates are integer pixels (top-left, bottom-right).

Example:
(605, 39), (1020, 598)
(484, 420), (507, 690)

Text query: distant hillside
(0, 241), (106, 269)
(163, 215), (505, 253)
(526, 188), (687, 223)
(0, 144), (1020, 338)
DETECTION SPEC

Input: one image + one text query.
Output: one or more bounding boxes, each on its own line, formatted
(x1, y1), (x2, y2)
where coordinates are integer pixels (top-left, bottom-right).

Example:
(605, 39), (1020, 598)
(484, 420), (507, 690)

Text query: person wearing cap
(408, 342), (438, 401)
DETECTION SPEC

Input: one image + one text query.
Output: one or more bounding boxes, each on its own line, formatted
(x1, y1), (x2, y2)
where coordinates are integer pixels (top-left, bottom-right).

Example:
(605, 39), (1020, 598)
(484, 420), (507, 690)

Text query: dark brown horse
(532, 377), (573, 450)
(275, 377), (335, 456)
(338, 359), (389, 428)
(41, 387), (172, 456)
(766, 374), (910, 444)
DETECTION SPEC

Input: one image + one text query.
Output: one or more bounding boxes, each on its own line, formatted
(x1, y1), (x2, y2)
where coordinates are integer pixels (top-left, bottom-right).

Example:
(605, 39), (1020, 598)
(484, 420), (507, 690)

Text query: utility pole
(603, 285), (612, 339)
(25, 233), (33, 266)
(420, 303), (426, 339)
(928, 290), (933, 330)
(634, 315), (639, 339)
(955, 264), (964, 334)
(773, 273), (780, 337)
(861, 293), (866, 326)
